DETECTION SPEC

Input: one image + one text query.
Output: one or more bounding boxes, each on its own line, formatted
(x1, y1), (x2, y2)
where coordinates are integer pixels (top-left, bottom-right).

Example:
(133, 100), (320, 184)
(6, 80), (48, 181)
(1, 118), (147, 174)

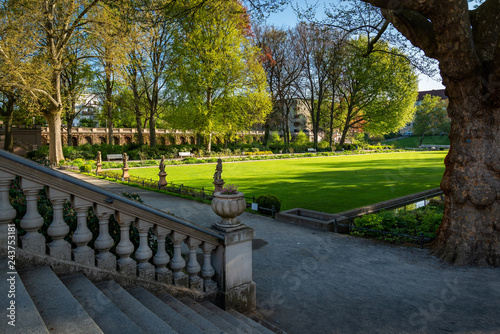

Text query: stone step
(0, 258), (48, 334)
(126, 286), (204, 334)
(95, 280), (177, 334)
(20, 266), (102, 334)
(61, 274), (144, 334)
(179, 297), (240, 333)
(157, 292), (226, 334)
(228, 309), (276, 334)
(200, 301), (256, 334)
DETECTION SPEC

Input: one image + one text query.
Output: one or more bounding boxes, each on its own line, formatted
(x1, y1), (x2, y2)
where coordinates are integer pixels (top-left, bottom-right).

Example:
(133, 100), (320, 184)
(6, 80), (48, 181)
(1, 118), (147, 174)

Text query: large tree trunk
(44, 111), (64, 164)
(433, 77), (500, 266)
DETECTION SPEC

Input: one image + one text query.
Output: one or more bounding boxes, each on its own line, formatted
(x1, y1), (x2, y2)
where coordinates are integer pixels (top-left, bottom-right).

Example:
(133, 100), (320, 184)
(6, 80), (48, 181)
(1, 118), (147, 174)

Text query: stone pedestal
(122, 167), (130, 180)
(73, 247), (94, 266)
(172, 273), (189, 287)
(213, 179), (225, 192)
(158, 171), (167, 187)
(118, 258), (136, 276)
(189, 277), (204, 292)
(96, 252), (116, 270)
(156, 270), (173, 285)
(96, 163), (102, 174)
(213, 226), (256, 312)
(138, 263), (155, 281)
(48, 241), (71, 261)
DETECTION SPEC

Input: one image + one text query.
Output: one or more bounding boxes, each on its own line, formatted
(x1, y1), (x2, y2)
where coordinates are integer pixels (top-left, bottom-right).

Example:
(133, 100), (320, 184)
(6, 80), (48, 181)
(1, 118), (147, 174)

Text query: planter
(211, 191), (246, 231)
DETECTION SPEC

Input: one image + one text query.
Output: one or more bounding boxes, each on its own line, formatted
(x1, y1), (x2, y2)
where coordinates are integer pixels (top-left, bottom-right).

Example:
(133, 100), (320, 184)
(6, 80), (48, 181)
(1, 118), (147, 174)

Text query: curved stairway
(1, 262), (276, 334)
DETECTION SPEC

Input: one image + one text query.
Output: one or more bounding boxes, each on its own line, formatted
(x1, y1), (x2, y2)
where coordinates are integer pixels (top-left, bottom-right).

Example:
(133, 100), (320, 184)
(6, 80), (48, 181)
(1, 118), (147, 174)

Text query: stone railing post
(0, 172), (16, 250)
(213, 226), (256, 312)
(152, 226), (172, 284)
(19, 179), (45, 254)
(94, 205), (116, 270)
(170, 231), (188, 287)
(115, 212), (136, 276)
(71, 197), (94, 265)
(46, 188), (71, 260)
(135, 219), (154, 280)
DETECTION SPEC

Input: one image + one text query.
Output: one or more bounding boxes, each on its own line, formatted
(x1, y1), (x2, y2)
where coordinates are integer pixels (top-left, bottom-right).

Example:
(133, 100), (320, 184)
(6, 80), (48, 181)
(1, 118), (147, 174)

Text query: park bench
(307, 148), (316, 152)
(106, 154), (123, 161)
(178, 152), (192, 158)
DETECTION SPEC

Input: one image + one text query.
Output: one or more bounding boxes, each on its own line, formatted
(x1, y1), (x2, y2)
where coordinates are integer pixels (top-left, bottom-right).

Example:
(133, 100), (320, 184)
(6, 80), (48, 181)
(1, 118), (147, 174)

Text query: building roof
(417, 89), (447, 101)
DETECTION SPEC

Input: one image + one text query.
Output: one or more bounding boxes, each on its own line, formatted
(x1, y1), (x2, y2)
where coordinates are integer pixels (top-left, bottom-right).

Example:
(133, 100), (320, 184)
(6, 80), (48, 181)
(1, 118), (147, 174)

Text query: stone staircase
(1, 261), (275, 334)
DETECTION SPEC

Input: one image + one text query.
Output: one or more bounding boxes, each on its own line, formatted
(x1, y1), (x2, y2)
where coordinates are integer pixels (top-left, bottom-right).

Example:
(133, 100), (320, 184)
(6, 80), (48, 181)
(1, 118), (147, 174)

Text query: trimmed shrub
(79, 164), (92, 172)
(256, 194), (282, 214)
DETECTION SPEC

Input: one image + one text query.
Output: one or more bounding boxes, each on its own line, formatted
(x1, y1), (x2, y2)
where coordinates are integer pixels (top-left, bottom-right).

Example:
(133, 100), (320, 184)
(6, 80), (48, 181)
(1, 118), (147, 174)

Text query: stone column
(212, 226), (256, 312)
(46, 188), (71, 260)
(135, 219), (154, 280)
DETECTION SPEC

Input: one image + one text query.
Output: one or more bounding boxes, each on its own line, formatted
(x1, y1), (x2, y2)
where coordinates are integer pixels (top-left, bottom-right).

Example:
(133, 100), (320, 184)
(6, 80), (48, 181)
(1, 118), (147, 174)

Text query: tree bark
(105, 62), (114, 144)
(44, 110), (64, 163)
(433, 76), (500, 266)
(1, 95), (16, 152)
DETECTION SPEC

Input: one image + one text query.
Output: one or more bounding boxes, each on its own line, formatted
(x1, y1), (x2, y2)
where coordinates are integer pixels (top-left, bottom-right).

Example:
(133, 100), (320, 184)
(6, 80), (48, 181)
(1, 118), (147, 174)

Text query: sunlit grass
(128, 151), (447, 213)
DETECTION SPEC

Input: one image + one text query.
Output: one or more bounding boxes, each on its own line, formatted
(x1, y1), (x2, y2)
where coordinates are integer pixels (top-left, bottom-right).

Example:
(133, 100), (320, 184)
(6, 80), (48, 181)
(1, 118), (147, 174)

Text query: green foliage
(293, 131), (309, 146)
(256, 194), (282, 214)
(352, 204), (444, 244)
(413, 95), (450, 144)
(79, 164), (92, 172)
(165, 0), (272, 141)
(336, 37), (418, 141)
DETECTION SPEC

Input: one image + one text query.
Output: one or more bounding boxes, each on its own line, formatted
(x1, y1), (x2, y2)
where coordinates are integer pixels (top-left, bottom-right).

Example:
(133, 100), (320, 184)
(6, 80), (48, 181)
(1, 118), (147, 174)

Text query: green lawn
(128, 151), (447, 214)
(392, 135), (450, 148)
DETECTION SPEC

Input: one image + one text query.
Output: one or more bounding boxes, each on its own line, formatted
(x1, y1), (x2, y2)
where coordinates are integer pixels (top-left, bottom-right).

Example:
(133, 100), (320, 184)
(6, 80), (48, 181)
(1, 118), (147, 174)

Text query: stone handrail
(0, 149), (256, 312)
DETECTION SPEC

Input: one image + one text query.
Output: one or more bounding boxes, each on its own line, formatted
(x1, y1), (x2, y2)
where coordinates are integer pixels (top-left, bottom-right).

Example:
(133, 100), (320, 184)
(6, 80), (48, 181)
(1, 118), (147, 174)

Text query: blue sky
(263, 1), (445, 92)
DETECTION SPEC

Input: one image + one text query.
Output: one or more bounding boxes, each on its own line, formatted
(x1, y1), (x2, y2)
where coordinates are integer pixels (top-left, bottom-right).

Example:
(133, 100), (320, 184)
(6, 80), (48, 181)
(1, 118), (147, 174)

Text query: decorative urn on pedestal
(211, 185), (246, 231)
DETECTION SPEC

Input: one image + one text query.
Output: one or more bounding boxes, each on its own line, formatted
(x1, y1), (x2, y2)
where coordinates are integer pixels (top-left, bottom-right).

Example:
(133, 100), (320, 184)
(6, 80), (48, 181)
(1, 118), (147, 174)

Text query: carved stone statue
(121, 153), (129, 180)
(159, 155), (166, 174)
(158, 155), (167, 187)
(213, 157), (224, 192)
(96, 151), (102, 173)
(213, 158), (223, 181)
(122, 152), (128, 168)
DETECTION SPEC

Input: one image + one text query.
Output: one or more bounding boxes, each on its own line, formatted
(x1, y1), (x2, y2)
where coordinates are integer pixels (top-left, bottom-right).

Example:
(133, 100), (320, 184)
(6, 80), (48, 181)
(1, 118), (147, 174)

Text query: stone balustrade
(0, 150), (256, 312)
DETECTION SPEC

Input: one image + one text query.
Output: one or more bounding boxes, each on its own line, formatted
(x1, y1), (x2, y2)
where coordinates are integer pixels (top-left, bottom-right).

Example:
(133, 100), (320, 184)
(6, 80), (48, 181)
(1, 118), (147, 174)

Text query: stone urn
(211, 191), (246, 231)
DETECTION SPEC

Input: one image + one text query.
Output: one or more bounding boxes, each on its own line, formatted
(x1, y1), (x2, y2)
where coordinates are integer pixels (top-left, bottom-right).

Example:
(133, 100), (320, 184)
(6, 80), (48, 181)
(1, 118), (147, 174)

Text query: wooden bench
(178, 152), (192, 158)
(106, 154), (123, 161)
(307, 148), (316, 152)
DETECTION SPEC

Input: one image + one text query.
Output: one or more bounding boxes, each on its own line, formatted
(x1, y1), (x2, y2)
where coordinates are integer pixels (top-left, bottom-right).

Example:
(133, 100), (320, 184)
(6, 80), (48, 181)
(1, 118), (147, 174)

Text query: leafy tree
(335, 38), (418, 145)
(360, 0), (500, 266)
(293, 23), (337, 149)
(413, 95), (449, 146)
(255, 25), (303, 148)
(167, 0), (271, 151)
(0, 0), (108, 163)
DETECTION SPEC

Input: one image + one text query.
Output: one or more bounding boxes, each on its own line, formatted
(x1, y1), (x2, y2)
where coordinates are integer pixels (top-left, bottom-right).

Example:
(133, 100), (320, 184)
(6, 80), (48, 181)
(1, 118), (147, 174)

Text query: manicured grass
(127, 151), (447, 214)
(392, 135), (450, 148)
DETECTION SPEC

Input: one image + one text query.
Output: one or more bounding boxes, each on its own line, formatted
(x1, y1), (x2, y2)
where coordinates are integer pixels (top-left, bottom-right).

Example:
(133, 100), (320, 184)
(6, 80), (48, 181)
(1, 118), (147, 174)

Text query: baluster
(201, 242), (217, 292)
(71, 197), (93, 265)
(19, 179), (45, 254)
(115, 212), (136, 275)
(152, 226), (172, 284)
(94, 205), (116, 270)
(135, 220), (154, 280)
(170, 231), (188, 287)
(186, 237), (202, 291)
(0, 172), (17, 250)
(46, 188), (71, 260)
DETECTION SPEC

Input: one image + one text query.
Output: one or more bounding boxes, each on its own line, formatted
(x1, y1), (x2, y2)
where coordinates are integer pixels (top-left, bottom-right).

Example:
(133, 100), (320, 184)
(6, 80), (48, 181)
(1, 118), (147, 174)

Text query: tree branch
(470, 0), (500, 62)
